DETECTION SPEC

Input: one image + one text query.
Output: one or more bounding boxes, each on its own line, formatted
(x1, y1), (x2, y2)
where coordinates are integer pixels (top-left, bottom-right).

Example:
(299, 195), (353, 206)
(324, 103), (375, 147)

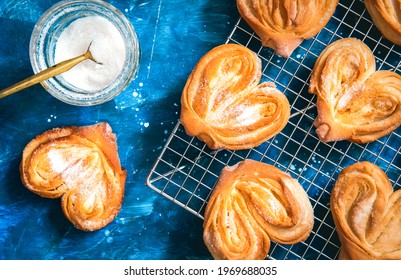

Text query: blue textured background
(0, 0), (239, 259)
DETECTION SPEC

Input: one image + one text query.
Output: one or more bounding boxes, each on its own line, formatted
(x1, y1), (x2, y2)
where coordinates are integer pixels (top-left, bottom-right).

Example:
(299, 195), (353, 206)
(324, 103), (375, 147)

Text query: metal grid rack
(146, 0), (401, 260)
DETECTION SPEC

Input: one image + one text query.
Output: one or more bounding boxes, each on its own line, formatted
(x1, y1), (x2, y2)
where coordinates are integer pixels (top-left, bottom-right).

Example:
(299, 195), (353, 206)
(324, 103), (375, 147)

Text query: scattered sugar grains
(54, 16), (126, 91)
(47, 114), (57, 122)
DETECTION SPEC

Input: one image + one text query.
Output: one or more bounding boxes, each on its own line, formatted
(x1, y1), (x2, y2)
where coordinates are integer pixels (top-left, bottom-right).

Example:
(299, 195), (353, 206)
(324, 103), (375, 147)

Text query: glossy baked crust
(236, 0), (338, 57)
(365, 0), (401, 45)
(20, 122), (126, 231)
(330, 161), (401, 259)
(309, 38), (401, 143)
(203, 159), (314, 260)
(180, 44), (290, 150)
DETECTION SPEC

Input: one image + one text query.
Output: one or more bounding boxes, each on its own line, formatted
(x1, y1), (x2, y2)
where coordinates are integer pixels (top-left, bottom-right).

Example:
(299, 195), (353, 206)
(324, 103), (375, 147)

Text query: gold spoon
(0, 43), (101, 99)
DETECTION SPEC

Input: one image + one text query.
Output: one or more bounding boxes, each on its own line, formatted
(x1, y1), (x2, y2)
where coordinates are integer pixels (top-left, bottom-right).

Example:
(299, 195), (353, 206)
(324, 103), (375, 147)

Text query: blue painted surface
(0, 0), (239, 259)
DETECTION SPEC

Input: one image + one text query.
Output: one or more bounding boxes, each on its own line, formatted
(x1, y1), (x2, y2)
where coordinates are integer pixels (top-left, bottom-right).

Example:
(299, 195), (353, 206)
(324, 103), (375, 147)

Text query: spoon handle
(0, 49), (95, 99)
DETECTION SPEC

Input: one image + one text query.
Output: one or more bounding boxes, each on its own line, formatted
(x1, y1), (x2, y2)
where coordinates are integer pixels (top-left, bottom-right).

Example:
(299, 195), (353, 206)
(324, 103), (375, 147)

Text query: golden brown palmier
(236, 0), (338, 57)
(180, 44), (290, 150)
(331, 161), (401, 259)
(20, 122), (126, 231)
(309, 38), (401, 143)
(365, 0), (401, 45)
(203, 159), (314, 260)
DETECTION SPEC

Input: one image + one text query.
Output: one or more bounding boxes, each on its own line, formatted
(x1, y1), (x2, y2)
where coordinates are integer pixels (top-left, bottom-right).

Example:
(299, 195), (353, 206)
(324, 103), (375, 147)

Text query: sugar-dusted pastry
(203, 159), (314, 260)
(236, 0), (338, 57)
(331, 161), (401, 259)
(180, 44), (290, 150)
(365, 0), (401, 45)
(20, 122), (126, 231)
(309, 38), (401, 143)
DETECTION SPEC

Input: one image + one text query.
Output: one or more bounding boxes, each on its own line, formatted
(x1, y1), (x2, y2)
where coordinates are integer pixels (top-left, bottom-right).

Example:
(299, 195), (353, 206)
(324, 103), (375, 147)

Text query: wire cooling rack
(146, 0), (401, 260)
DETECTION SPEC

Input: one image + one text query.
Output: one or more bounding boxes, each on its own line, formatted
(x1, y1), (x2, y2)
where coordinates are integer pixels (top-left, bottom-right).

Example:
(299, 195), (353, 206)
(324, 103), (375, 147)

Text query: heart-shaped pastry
(330, 161), (401, 259)
(309, 38), (401, 143)
(203, 159), (314, 260)
(365, 0), (401, 45)
(20, 122), (126, 231)
(180, 44), (290, 150)
(236, 0), (338, 57)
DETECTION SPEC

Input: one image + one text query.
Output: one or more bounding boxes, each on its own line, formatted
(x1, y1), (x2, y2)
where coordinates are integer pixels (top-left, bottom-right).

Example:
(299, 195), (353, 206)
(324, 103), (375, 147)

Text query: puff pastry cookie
(180, 44), (290, 150)
(203, 159), (314, 260)
(236, 0), (338, 57)
(20, 122), (126, 231)
(365, 0), (401, 45)
(331, 161), (401, 259)
(309, 38), (401, 143)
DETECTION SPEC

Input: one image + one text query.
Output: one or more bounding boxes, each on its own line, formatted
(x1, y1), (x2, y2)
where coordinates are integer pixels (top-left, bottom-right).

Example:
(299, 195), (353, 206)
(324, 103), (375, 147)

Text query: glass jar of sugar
(30, 0), (140, 106)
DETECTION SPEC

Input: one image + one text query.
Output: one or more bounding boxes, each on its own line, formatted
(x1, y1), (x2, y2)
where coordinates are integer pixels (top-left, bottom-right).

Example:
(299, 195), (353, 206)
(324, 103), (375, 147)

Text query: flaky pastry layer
(180, 44), (290, 150)
(20, 122), (126, 231)
(203, 159), (314, 260)
(365, 0), (401, 45)
(309, 38), (401, 143)
(330, 161), (401, 259)
(236, 0), (338, 57)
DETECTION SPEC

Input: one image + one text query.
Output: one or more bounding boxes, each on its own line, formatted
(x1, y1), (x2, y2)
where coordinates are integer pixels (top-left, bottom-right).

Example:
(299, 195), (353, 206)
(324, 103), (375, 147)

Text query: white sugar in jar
(30, 0), (140, 106)
(54, 16), (126, 91)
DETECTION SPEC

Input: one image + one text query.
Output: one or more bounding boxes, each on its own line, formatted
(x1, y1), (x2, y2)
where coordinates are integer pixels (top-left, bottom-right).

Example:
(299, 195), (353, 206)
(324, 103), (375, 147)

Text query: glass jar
(29, 0), (140, 106)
